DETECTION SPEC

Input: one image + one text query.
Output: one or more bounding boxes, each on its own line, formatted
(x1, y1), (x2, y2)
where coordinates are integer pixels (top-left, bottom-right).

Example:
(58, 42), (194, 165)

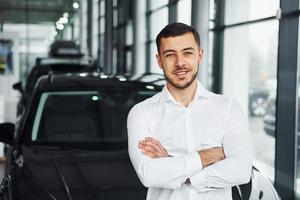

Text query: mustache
(173, 66), (189, 73)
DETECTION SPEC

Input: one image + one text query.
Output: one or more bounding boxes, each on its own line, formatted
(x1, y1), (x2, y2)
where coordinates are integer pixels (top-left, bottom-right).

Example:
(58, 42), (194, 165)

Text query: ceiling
(0, 0), (76, 24)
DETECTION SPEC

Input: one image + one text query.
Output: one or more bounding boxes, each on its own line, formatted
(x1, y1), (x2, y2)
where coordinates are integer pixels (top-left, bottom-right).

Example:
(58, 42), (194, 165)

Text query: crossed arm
(127, 102), (252, 191)
(138, 137), (225, 168)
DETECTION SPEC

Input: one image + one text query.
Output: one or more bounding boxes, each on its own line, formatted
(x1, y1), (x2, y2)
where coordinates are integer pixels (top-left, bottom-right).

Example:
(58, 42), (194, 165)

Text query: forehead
(159, 32), (198, 52)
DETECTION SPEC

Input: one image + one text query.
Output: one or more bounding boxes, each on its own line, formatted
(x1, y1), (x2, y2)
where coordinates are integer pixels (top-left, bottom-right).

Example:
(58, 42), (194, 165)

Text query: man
(127, 22), (252, 200)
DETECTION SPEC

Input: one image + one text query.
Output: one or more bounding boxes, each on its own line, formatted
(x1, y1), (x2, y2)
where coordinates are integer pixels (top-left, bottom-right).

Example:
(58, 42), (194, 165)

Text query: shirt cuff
(189, 170), (209, 191)
(184, 151), (203, 175)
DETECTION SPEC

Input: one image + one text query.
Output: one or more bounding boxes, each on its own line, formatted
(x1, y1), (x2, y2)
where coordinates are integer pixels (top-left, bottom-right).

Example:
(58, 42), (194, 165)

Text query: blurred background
(0, 0), (299, 199)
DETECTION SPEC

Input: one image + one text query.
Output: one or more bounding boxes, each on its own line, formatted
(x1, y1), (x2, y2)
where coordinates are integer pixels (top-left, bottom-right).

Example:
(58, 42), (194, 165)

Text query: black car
(248, 87), (269, 117)
(13, 40), (96, 115)
(263, 91), (300, 137)
(0, 72), (164, 200)
(0, 72), (279, 200)
(263, 95), (276, 137)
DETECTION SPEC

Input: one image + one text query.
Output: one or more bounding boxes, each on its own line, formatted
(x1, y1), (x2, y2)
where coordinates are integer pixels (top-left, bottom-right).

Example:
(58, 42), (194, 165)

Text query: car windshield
(31, 89), (156, 146)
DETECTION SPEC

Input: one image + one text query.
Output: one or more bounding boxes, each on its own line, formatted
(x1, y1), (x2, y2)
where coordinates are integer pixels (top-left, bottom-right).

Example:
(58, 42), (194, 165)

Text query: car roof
(25, 58), (95, 93)
(34, 72), (165, 92)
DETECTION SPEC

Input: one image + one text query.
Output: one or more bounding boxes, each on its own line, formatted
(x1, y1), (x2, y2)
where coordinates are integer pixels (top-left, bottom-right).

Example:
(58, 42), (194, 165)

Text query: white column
(133, 0), (146, 74)
(191, 0), (209, 89)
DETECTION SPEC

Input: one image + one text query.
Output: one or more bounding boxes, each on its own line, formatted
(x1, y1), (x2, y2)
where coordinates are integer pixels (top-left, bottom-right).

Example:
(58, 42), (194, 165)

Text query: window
(145, 0), (192, 74)
(223, 20), (278, 181)
(210, 0), (279, 182)
(31, 90), (157, 149)
(146, 1), (169, 74)
(177, 0), (191, 25)
(99, 0), (105, 68)
(224, 0), (280, 25)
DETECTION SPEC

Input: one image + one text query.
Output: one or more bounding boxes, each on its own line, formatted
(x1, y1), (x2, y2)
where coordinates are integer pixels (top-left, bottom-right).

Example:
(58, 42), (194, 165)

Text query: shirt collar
(161, 80), (213, 103)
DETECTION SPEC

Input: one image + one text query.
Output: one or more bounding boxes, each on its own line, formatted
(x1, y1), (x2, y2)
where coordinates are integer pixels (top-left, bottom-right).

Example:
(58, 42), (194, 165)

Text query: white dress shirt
(127, 81), (252, 200)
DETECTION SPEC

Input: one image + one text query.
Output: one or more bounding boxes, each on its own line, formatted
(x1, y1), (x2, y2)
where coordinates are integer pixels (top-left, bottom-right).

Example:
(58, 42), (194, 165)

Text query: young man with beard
(127, 22), (252, 200)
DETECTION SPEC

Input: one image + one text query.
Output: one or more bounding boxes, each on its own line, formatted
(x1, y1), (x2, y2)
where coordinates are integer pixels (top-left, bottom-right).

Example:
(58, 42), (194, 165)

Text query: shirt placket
(184, 107), (195, 200)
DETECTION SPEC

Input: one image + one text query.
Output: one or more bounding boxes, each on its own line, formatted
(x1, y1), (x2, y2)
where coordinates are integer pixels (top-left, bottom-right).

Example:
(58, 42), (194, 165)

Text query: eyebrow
(162, 47), (195, 55)
(182, 47), (195, 52)
(162, 49), (176, 55)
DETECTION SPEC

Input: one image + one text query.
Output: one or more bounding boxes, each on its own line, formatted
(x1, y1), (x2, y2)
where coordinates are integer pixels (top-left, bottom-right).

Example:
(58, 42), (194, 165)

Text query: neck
(167, 80), (198, 107)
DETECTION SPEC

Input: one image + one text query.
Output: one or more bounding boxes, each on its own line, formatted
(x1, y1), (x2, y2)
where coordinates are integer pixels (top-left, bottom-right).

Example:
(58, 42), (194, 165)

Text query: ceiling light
(73, 2), (79, 9)
(63, 12), (69, 18)
(146, 85), (155, 90)
(56, 24), (64, 30)
(79, 73), (88, 77)
(119, 77), (127, 82)
(100, 74), (108, 79)
(59, 17), (68, 24)
(91, 96), (99, 101)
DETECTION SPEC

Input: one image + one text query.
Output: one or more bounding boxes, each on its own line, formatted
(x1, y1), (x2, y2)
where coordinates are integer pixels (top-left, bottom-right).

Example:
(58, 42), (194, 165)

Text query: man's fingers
(139, 141), (158, 153)
(139, 143), (159, 158)
(139, 139), (162, 153)
(138, 137), (169, 158)
(145, 140), (163, 153)
(142, 150), (157, 158)
(146, 137), (168, 153)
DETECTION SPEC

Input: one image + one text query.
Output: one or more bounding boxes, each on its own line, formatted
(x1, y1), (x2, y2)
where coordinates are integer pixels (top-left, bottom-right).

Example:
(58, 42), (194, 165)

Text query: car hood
(14, 147), (146, 200)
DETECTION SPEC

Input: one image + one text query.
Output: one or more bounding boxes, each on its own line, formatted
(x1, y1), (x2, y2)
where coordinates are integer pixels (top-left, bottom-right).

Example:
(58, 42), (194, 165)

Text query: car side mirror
(12, 82), (24, 95)
(0, 123), (15, 145)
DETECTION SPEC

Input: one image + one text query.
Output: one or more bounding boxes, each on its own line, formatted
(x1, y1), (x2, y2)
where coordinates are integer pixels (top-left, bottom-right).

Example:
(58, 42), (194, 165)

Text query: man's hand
(198, 147), (225, 168)
(138, 137), (169, 158)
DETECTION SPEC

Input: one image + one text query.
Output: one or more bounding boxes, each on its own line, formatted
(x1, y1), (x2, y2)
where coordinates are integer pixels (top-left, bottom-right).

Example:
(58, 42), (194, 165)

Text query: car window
(31, 89), (156, 144)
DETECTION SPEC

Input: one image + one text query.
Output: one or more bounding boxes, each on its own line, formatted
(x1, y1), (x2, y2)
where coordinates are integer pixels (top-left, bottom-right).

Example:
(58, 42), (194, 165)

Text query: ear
(156, 54), (163, 69)
(198, 48), (204, 64)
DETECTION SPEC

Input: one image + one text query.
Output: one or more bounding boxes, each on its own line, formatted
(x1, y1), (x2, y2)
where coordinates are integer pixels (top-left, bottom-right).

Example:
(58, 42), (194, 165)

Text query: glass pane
(113, 9), (118, 27)
(32, 90), (157, 145)
(225, 0), (280, 25)
(99, 34), (105, 67)
(222, 20), (279, 182)
(100, 17), (105, 34)
(177, 0), (192, 25)
(150, 0), (168, 10)
(150, 42), (163, 74)
(92, 0), (99, 59)
(150, 7), (168, 40)
(100, 0), (105, 16)
(209, 0), (216, 21)
(113, 0), (118, 7)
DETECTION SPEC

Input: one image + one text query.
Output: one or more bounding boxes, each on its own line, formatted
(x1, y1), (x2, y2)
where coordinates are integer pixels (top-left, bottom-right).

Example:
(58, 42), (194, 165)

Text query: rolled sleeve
(185, 151), (203, 174)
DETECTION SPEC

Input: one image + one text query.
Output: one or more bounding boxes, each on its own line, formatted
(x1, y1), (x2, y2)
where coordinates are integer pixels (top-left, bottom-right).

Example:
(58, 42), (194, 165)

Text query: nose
(175, 54), (185, 67)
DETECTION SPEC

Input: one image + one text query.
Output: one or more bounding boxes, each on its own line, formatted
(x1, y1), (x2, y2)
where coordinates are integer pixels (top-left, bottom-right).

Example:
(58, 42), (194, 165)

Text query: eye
(184, 51), (193, 55)
(165, 53), (174, 58)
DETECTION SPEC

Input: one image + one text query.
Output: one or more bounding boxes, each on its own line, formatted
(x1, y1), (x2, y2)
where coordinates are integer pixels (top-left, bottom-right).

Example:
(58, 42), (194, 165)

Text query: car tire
(249, 94), (268, 117)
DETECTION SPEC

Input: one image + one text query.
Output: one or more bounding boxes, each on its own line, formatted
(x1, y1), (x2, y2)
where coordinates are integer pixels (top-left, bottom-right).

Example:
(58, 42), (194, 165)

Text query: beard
(163, 66), (198, 89)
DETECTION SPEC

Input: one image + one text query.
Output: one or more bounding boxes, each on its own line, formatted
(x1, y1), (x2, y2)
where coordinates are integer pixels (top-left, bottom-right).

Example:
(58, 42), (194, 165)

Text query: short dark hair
(155, 22), (201, 53)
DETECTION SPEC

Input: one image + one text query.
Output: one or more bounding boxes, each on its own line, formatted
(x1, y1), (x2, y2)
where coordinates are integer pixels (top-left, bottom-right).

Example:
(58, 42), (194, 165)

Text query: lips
(174, 68), (189, 78)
